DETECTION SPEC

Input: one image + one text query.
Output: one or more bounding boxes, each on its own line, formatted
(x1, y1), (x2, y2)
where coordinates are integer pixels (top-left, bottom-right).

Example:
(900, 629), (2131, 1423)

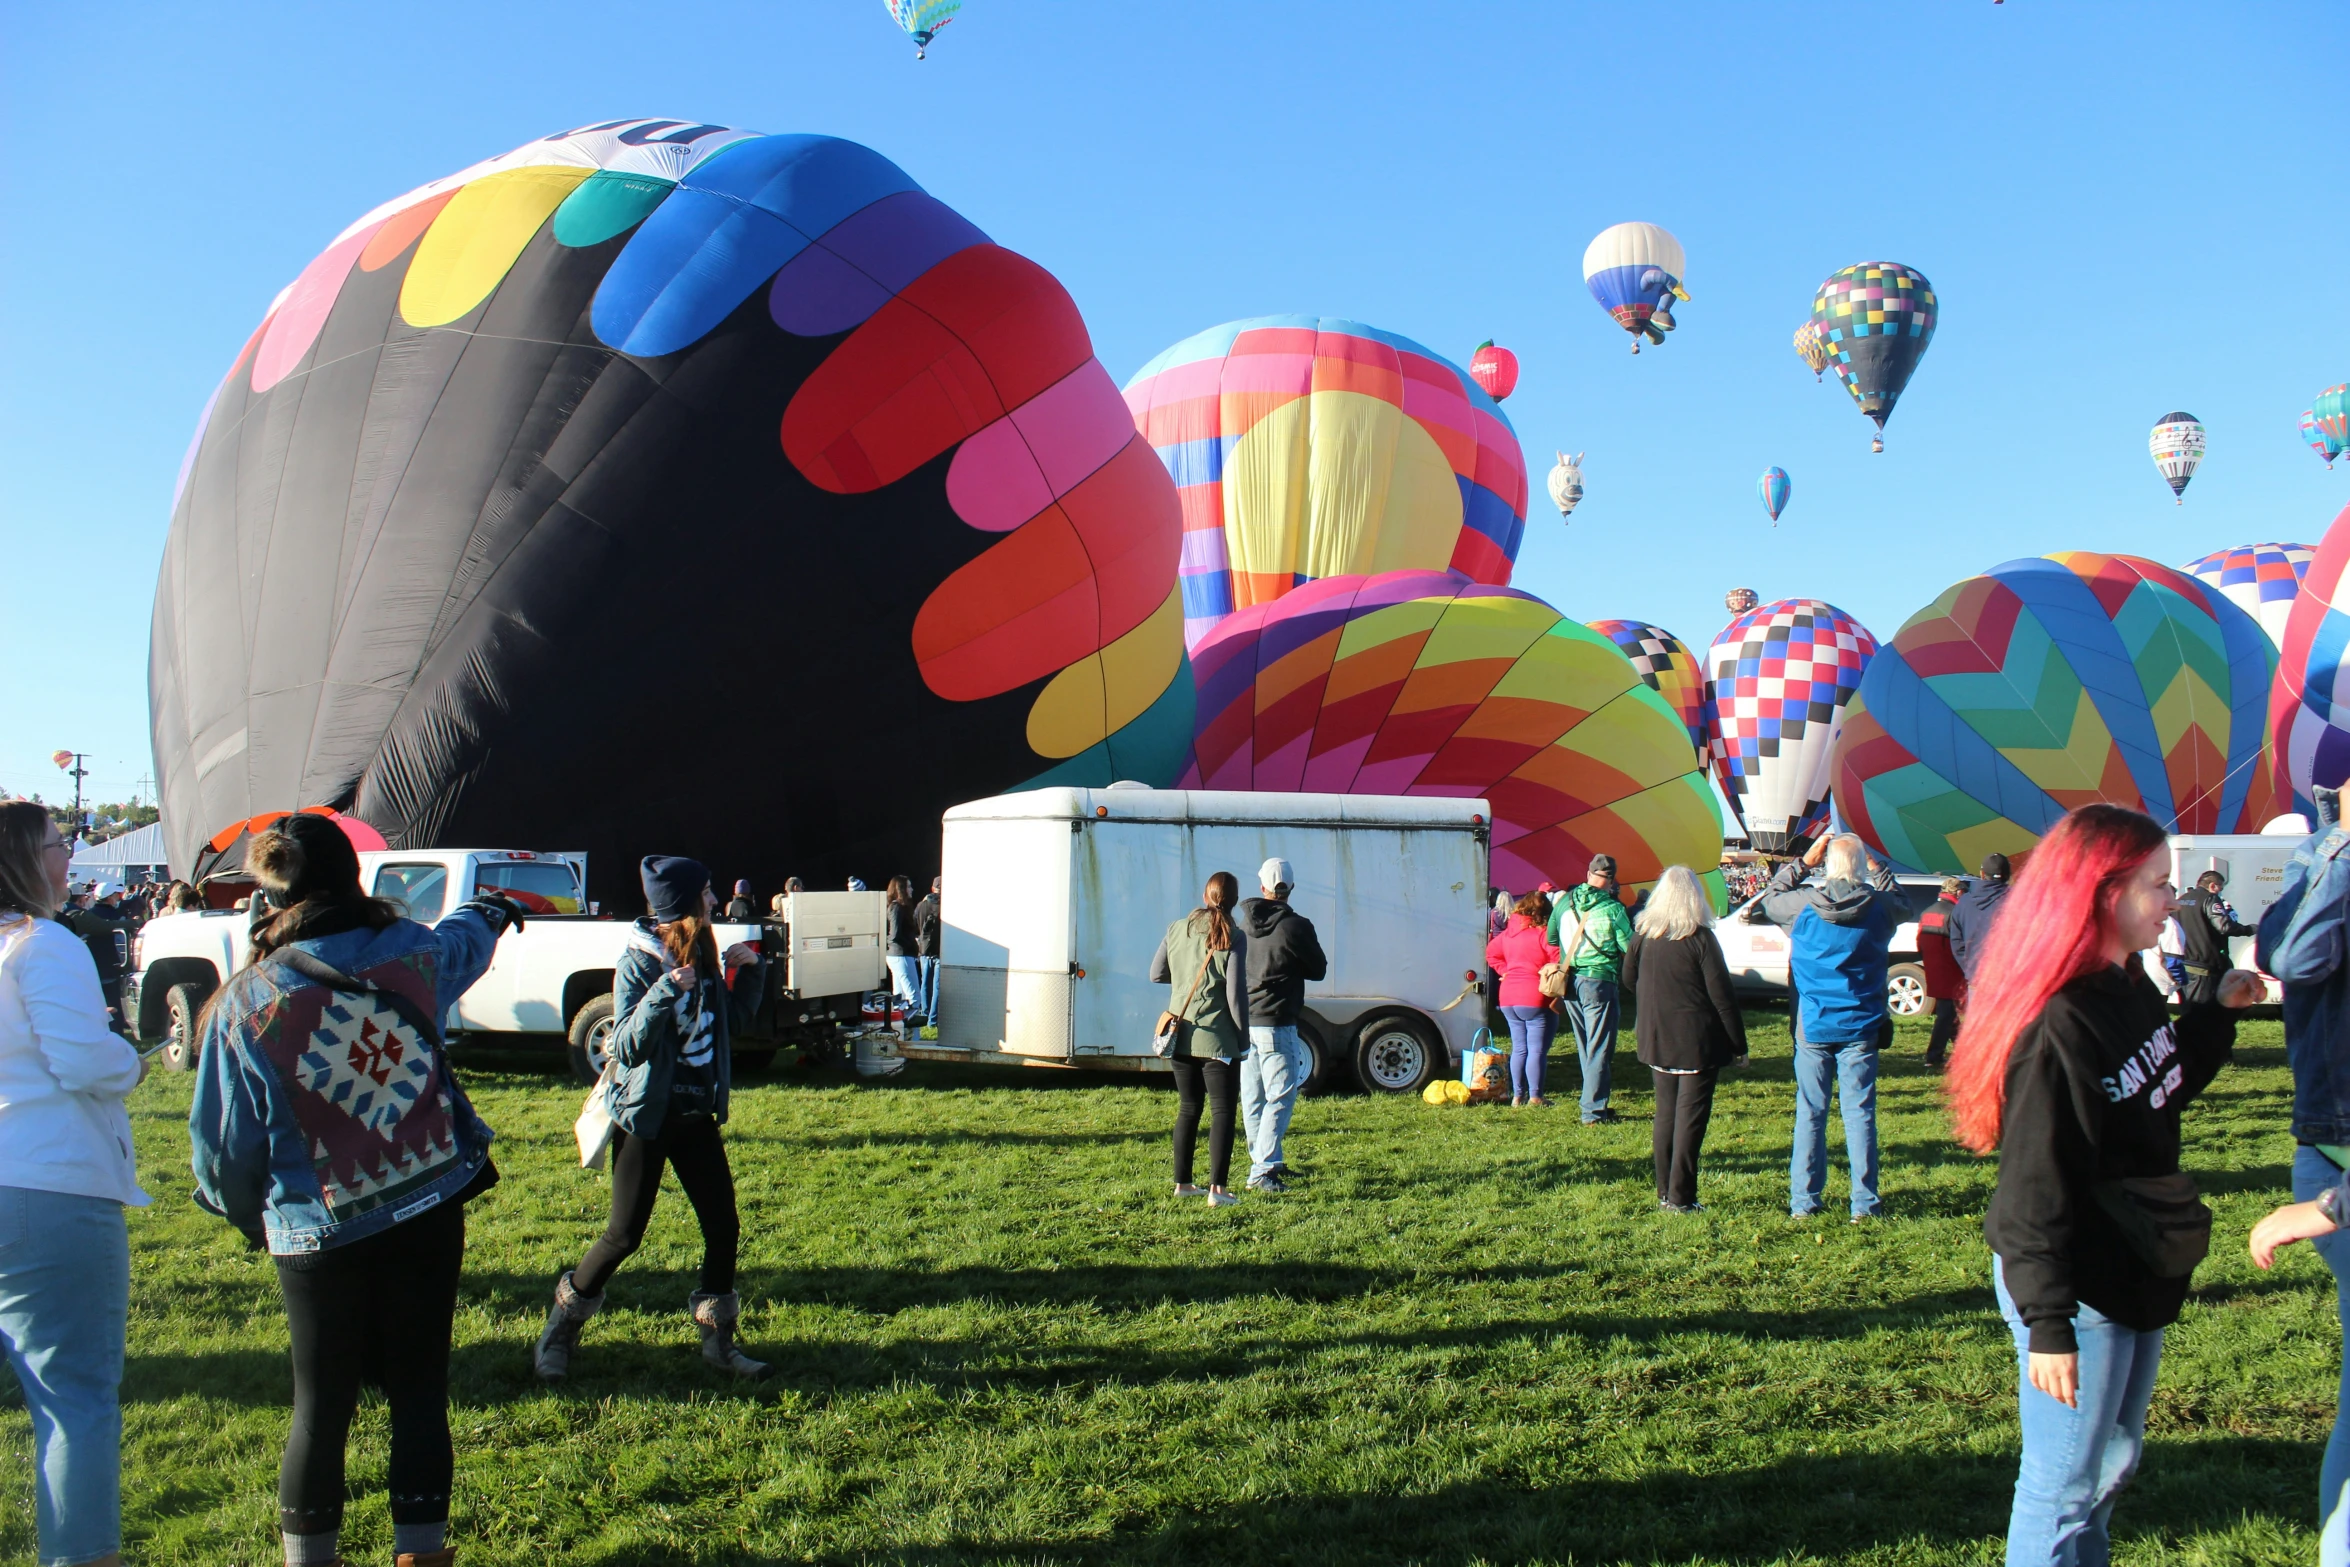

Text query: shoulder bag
(1154, 940), (1216, 1058)
(1539, 909), (1590, 1001)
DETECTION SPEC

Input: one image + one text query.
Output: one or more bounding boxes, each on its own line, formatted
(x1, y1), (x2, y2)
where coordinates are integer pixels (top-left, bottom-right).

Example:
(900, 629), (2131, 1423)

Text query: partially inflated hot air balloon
(2305, 410), (2342, 471)
(1587, 620), (1705, 752)
(1811, 263), (1936, 452)
(1834, 554), (2280, 874)
(1703, 599), (1877, 854)
(1793, 322), (1827, 381)
(1758, 466), (1791, 525)
(1187, 572), (1723, 901)
(1548, 451), (1585, 520)
(884, 0), (960, 57)
(2148, 413), (2205, 503)
(1123, 317), (1529, 651)
(154, 120), (1185, 907)
(1583, 223), (1688, 353)
(1724, 586), (1759, 617)
(2180, 542), (2314, 648)
(2269, 504), (2350, 819)
(1469, 341), (1519, 400)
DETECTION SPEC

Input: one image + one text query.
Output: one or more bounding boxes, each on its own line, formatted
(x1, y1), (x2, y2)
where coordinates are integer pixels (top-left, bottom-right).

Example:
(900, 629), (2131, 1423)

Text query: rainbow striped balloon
(1185, 572), (1720, 900)
(1124, 318), (1529, 651)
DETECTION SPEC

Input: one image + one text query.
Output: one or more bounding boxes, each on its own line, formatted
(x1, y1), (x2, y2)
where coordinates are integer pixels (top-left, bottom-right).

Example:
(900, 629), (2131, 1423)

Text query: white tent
(68, 823), (171, 884)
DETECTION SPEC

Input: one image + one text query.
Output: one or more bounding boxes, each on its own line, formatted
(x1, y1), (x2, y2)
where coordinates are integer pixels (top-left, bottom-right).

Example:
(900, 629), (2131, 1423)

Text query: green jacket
(1548, 883), (1633, 981)
(1150, 912), (1249, 1060)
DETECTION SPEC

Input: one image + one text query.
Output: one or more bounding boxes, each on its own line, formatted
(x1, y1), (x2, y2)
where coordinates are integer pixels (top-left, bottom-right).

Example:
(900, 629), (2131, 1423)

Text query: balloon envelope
(1793, 322), (1827, 378)
(1547, 451), (1585, 518)
(1582, 223), (1687, 346)
(1123, 317), (1528, 651)
(152, 120), (1187, 903)
(1835, 553), (2279, 875)
(1703, 599), (1877, 854)
(2148, 413), (2206, 501)
(2316, 386), (2350, 455)
(1468, 342), (1519, 400)
(2269, 504), (2350, 819)
(884, 0), (959, 51)
(1186, 571), (1722, 901)
(1758, 466), (1791, 523)
(1587, 620), (1705, 752)
(2179, 542), (2314, 648)
(2306, 408), (2343, 470)
(1811, 263), (1936, 445)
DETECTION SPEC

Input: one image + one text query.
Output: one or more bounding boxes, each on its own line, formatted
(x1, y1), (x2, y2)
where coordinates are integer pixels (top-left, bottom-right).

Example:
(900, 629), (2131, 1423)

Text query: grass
(0, 1010), (2336, 1566)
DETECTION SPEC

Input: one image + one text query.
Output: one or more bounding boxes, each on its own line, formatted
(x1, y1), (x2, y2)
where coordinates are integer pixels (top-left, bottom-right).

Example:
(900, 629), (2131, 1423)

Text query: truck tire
(566, 994), (616, 1085)
(1353, 1011), (1442, 1095)
(1887, 963), (1929, 1019)
(161, 982), (211, 1073)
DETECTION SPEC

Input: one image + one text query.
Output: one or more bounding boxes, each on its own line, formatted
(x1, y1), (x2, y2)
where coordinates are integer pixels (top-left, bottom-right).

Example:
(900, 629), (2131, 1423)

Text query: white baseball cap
(1259, 857), (1293, 890)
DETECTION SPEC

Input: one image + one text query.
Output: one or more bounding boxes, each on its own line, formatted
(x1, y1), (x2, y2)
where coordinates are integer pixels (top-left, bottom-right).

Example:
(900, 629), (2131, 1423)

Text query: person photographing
(1238, 857), (1326, 1192)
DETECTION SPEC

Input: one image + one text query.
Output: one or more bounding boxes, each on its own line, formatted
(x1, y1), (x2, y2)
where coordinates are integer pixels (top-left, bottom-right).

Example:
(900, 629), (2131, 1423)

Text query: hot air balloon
(1834, 554), (2280, 875)
(1548, 451), (1586, 520)
(884, 0), (960, 57)
(1703, 599), (1877, 855)
(1811, 263), (1936, 452)
(1123, 317), (1529, 651)
(2316, 386), (2350, 463)
(1724, 586), (1759, 617)
(1469, 341), (1519, 400)
(1587, 620), (1705, 751)
(2148, 413), (2206, 503)
(1186, 571), (1723, 901)
(2179, 542), (2315, 648)
(1793, 322), (1827, 381)
(1582, 223), (1688, 353)
(2269, 503), (2350, 819)
(154, 119), (1187, 907)
(1758, 466), (1791, 525)
(2305, 410), (2342, 470)
(51, 750), (74, 770)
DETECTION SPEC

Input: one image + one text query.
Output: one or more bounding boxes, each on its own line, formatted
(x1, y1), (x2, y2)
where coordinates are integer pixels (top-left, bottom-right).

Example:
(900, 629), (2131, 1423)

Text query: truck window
(374, 863), (448, 923)
(474, 860), (583, 915)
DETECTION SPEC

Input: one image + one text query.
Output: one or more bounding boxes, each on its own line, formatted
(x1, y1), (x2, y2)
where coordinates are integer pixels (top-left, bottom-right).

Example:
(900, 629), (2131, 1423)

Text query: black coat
(1622, 927), (1748, 1070)
(1947, 877), (2010, 979)
(1237, 897), (1328, 1025)
(2174, 885), (2252, 973)
(884, 900), (919, 957)
(914, 893), (941, 958)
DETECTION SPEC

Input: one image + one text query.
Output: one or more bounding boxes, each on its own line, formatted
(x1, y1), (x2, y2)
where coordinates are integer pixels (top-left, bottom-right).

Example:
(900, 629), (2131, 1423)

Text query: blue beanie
(640, 856), (711, 922)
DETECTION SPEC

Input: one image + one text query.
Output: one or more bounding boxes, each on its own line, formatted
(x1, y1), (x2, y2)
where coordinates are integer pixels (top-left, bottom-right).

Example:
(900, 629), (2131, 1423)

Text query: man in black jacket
(2176, 869), (2254, 1005)
(65, 881), (141, 1033)
(915, 877), (942, 1027)
(1947, 852), (2012, 982)
(1238, 856), (1327, 1193)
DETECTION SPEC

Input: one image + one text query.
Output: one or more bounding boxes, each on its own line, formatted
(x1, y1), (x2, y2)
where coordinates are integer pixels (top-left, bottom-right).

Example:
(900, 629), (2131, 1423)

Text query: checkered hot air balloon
(1793, 322), (1827, 381)
(1702, 599), (1877, 855)
(2148, 413), (2205, 504)
(2179, 542), (2315, 648)
(1588, 620), (1705, 751)
(1834, 554), (2280, 875)
(884, 0), (960, 57)
(1810, 263), (1936, 452)
(2269, 503), (2350, 820)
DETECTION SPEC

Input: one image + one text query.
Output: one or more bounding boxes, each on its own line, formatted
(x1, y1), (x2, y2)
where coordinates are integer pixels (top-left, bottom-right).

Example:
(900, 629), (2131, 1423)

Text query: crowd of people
(8, 794), (2350, 1566)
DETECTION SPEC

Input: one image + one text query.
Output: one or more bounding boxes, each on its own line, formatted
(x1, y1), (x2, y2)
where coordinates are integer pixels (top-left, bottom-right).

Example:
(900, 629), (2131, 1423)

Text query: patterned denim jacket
(2257, 826), (2350, 1146)
(189, 908), (503, 1254)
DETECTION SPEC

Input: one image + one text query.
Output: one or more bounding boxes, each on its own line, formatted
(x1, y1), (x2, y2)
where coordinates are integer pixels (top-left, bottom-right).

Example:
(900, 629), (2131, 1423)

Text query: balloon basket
(1871, 437), (1884, 453)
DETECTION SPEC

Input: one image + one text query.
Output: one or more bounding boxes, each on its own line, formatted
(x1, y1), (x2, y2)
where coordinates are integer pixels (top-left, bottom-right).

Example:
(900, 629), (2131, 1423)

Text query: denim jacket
(2256, 825), (2350, 1145)
(601, 920), (764, 1140)
(189, 907), (504, 1254)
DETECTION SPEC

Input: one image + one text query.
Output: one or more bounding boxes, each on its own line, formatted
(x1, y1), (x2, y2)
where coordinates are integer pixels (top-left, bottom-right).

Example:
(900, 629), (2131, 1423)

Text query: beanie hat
(251, 812), (363, 903)
(641, 856), (711, 923)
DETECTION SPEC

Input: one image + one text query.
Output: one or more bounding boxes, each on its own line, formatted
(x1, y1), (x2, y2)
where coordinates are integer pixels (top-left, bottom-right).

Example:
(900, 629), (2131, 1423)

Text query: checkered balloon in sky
(2179, 542), (2315, 649)
(1703, 599), (1878, 855)
(1811, 262), (1936, 452)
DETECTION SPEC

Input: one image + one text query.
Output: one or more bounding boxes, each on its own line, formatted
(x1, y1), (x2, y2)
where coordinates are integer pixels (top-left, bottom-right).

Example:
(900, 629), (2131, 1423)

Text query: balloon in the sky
(1810, 262), (1937, 452)
(2305, 410), (2342, 470)
(1469, 341), (1519, 400)
(1793, 321), (1827, 380)
(1587, 620), (1705, 752)
(884, 0), (960, 57)
(1758, 466), (1791, 524)
(2268, 504), (2350, 819)
(1187, 571), (1723, 900)
(2147, 412), (2206, 504)
(153, 120), (1186, 906)
(1835, 554), (2280, 874)
(1548, 450), (1586, 519)
(1582, 222), (1688, 353)
(51, 750), (74, 770)
(2315, 386), (2350, 464)
(2179, 542), (2315, 648)
(1703, 599), (1877, 855)
(1124, 317), (1529, 651)
(1724, 586), (1759, 616)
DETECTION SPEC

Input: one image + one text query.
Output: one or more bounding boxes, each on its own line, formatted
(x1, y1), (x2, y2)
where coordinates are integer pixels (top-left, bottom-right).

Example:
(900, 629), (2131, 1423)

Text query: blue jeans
(1791, 1035), (1881, 1216)
(1501, 1005), (1554, 1099)
(1994, 1257), (2163, 1567)
(0, 1186), (129, 1566)
(916, 956), (939, 1023)
(887, 955), (923, 1020)
(1561, 977), (1618, 1119)
(1241, 1025), (1308, 1181)
(2297, 1144), (2350, 1533)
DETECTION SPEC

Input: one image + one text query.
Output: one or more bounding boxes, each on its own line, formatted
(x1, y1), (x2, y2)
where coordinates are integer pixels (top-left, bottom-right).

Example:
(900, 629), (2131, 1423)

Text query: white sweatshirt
(0, 914), (148, 1205)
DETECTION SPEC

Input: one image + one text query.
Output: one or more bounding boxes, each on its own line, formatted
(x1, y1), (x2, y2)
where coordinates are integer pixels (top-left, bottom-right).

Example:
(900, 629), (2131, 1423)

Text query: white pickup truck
(129, 848), (888, 1082)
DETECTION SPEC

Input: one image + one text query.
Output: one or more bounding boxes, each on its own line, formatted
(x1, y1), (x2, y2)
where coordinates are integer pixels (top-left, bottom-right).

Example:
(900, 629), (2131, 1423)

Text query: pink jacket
(1485, 914), (1562, 1008)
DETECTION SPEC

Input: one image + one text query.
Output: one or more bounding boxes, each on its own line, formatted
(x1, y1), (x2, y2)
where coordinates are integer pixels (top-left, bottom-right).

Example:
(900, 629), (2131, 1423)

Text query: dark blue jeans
(1500, 1005), (1554, 1099)
(1561, 977), (1618, 1119)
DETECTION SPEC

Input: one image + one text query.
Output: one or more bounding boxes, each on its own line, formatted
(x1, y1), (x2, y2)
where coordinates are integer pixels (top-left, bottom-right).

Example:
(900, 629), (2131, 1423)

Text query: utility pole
(52, 751), (88, 837)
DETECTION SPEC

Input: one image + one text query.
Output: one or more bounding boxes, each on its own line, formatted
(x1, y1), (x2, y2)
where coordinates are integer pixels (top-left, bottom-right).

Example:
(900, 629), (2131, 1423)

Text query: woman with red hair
(1949, 805), (2260, 1567)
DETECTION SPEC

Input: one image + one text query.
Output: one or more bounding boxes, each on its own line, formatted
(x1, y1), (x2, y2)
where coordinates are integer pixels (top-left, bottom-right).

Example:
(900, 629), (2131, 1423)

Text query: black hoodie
(1237, 897), (1328, 1026)
(1947, 877), (2010, 979)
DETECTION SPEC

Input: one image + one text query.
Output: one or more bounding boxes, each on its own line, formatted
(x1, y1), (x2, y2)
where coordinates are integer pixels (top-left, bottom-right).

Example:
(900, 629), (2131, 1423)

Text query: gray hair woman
(1621, 865), (1748, 1212)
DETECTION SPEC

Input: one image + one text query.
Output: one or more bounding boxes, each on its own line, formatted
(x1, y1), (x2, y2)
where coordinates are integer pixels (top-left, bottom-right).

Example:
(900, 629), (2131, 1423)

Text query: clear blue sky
(6, 0), (2345, 812)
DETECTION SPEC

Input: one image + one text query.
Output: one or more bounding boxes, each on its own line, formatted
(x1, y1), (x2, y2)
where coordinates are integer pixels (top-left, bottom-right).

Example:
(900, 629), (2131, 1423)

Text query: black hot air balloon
(1810, 263), (1937, 452)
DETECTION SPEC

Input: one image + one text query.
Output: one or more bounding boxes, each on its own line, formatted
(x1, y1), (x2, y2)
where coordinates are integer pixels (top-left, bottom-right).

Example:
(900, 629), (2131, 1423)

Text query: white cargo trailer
(913, 786), (1492, 1093)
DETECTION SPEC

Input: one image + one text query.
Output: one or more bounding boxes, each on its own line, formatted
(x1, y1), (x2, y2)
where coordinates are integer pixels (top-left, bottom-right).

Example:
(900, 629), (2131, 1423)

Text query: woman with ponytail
(1148, 871), (1250, 1205)
(1948, 804), (2260, 1567)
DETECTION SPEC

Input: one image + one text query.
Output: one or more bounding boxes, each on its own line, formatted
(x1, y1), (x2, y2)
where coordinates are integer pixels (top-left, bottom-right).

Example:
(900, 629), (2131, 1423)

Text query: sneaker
(1270, 1162), (1304, 1181)
(1247, 1174), (1289, 1194)
(1207, 1190), (1238, 1207)
(1174, 1183), (1206, 1197)
(1850, 1211), (1883, 1225)
(1660, 1200), (1706, 1214)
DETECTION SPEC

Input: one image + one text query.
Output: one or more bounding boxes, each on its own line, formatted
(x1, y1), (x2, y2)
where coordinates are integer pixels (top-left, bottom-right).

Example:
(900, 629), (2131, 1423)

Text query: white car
(1714, 872), (1951, 1018)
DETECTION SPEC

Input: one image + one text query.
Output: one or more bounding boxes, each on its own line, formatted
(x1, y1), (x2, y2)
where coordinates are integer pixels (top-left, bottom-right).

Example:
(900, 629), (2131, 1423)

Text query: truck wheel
(566, 994), (616, 1085)
(731, 1049), (777, 1075)
(1354, 1011), (1441, 1095)
(161, 983), (210, 1072)
(1887, 963), (1929, 1019)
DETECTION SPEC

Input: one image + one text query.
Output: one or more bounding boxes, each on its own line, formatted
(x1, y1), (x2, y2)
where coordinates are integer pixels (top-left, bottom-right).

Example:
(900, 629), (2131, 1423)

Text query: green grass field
(2, 1012), (2337, 1566)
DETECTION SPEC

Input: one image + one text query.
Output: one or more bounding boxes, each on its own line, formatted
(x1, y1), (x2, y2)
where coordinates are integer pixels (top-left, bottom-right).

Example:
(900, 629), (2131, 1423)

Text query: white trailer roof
(946, 787), (1491, 829)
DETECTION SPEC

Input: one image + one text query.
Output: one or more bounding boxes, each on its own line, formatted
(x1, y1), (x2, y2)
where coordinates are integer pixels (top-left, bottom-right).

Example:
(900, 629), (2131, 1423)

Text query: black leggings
(574, 1116), (739, 1296)
(1169, 1055), (1239, 1189)
(275, 1201), (466, 1535)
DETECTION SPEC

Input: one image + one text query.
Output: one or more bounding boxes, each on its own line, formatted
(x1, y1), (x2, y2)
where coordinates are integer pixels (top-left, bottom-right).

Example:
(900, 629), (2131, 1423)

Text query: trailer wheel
(1887, 963), (1930, 1018)
(1353, 1011), (1441, 1095)
(566, 994), (616, 1085)
(161, 982), (211, 1073)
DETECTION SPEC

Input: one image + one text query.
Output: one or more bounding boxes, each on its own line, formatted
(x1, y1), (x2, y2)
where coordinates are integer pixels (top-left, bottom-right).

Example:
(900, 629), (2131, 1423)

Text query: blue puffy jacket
(189, 906), (505, 1255)
(600, 920), (765, 1139)
(2256, 825), (2350, 1146)
(1753, 858), (1898, 1045)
